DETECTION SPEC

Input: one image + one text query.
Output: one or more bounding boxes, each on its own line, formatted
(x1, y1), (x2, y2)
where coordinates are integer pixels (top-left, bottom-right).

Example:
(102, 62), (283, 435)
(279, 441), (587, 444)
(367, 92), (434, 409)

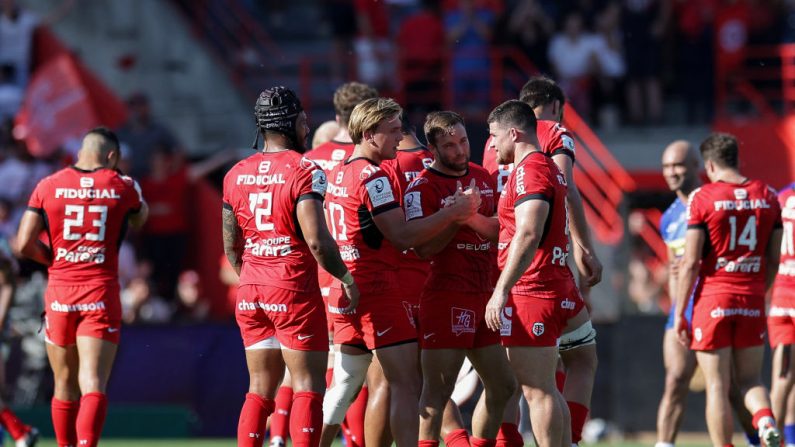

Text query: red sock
(471, 437), (497, 447)
(752, 408), (775, 429)
(290, 391), (323, 447)
(444, 428), (471, 447)
(419, 440), (440, 447)
(51, 398), (79, 447)
(75, 392), (108, 447)
(0, 407), (31, 440)
(496, 422), (523, 447)
(270, 386), (293, 439)
(238, 393), (275, 447)
(342, 386), (367, 447)
(326, 368), (334, 388)
(567, 401), (589, 444)
(555, 371), (567, 393)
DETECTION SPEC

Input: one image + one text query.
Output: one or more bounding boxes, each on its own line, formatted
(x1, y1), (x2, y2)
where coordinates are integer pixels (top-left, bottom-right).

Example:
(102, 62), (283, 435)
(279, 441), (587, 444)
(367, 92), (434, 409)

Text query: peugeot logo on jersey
(734, 189), (748, 200)
(80, 177), (94, 188)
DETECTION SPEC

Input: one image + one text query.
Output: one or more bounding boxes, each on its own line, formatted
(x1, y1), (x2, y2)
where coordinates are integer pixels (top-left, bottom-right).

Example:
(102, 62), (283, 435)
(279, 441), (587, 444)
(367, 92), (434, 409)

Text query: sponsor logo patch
(405, 191), (423, 219)
(365, 177), (395, 207)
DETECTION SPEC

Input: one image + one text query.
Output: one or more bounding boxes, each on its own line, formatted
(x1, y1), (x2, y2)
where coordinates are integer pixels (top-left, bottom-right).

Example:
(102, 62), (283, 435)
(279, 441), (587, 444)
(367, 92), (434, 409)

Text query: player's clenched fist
(339, 281), (360, 314)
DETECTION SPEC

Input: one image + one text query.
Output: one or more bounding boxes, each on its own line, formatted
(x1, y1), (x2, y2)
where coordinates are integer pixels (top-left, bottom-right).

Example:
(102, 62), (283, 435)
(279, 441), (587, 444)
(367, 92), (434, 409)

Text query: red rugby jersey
(776, 185), (795, 290)
(306, 140), (355, 172)
(687, 179), (782, 297)
(222, 151), (327, 291)
(325, 157), (402, 291)
(405, 163), (497, 292)
(27, 166), (143, 286)
(498, 151), (573, 297)
(482, 119), (574, 193)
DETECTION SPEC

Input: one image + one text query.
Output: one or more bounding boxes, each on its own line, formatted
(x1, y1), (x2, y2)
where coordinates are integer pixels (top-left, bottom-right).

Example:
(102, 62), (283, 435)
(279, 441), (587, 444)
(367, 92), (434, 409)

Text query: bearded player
(16, 128), (148, 447)
(222, 86), (360, 447)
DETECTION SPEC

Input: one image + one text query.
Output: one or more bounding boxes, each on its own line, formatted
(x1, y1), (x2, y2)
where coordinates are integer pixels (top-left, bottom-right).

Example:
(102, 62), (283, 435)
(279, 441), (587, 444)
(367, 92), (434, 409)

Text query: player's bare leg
(772, 345), (795, 430)
(508, 345), (570, 447)
(496, 390), (524, 447)
(241, 347), (285, 446)
(656, 328), (698, 445)
(374, 342), (421, 447)
(441, 398), (468, 438)
(270, 366), (292, 447)
(320, 345), (371, 447)
(71, 336), (118, 447)
(47, 341), (80, 447)
(560, 308), (597, 445)
(282, 347), (328, 446)
(365, 356), (392, 447)
(733, 346), (781, 446)
(467, 344), (517, 439)
(730, 371), (761, 446)
(697, 348), (738, 446)
(419, 348), (467, 440)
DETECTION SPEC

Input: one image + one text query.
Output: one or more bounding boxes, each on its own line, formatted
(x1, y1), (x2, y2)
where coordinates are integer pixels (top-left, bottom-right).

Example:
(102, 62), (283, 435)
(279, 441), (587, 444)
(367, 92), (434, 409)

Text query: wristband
(340, 271), (354, 286)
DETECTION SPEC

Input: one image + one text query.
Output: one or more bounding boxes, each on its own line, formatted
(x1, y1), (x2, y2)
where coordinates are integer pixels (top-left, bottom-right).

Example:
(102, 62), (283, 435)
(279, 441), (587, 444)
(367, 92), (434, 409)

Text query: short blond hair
(333, 82), (379, 127)
(348, 97), (402, 145)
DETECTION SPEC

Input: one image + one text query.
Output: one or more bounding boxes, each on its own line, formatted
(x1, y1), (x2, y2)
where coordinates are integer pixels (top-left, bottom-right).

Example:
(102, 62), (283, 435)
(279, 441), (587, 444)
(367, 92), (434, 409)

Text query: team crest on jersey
(451, 307), (476, 335)
(694, 328), (703, 342)
(80, 177), (94, 188)
(299, 157), (316, 171)
(532, 322), (545, 336)
(561, 134), (576, 153)
(365, 177), (395, 207)
(405, 191), (423, 219)
(312, 169), (328, 195)
(734, 189), (748, 200)
(359, 165), (380, 180)
(422, 158), (433, 168)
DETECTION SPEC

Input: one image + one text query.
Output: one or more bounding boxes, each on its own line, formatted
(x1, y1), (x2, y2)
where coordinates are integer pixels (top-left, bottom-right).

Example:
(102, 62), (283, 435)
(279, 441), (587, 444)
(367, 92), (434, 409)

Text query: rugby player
(16, 127), (148, 447)
(675, 133), (782, 447)
(485, 100), (581, 447)
(222, 86), (359, 447)
(320, 98), (479, 447)
(656, 141), (759, 447)
(405, 111), (516, 447)
(769, 181), (795, 442)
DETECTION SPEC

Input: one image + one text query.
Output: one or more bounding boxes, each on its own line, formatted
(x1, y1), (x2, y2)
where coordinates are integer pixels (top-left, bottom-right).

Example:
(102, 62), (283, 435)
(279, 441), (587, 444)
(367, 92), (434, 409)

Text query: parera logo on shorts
(532, 322), (545, 337)
(451, 307), (476, 335)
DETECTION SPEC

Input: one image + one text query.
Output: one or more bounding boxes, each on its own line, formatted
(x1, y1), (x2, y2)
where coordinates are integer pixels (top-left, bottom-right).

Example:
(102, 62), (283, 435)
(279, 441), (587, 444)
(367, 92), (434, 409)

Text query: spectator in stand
(323, 0), (358, 83)
(548, 11), (598, 118)
(397, 0), (445, 124)
(120, 262), (171, 325)
(674, 0), (717, 123)
(592, 1), (626, 130)
(354, 0), (395, 92)
(219, 253), (238, 317)
(0, 65), (22, 121)
(139, 147), (238, 301)
(116, 92), (182, 178)
(0, 0), (37, 89)
(492, 0), (554, 77)
(444, 0), (495, 114)
(173, 270), (210, 323)
(0, 130), (53, 227)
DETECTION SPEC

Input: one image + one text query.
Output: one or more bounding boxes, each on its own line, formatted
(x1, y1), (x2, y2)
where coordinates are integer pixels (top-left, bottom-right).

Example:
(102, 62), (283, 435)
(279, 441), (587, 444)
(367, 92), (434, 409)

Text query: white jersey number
(782, 221), (795, 257)
(327, 203), (347, 241)
(63, 205), (108, 241)
(248, 192), (274, 232)
(728, 215), (758, 251)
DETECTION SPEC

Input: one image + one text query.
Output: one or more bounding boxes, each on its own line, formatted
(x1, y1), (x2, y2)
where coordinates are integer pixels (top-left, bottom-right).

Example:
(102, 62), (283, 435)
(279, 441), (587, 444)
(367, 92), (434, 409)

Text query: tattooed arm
(222, 205), (244, 275)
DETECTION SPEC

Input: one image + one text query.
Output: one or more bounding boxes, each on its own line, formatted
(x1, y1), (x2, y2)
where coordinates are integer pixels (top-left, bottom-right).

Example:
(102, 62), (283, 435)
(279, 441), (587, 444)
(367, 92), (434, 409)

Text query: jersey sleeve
(222, 170), (235, 212)
(295, 157), (327, 203)
(513, 164), (554, 208)
(360, 170), (401, 216)
(120, 175), (144, 213)
(404, 178), (438, 222)
(26, 179), (47, 215)
(540, 123), (576, 162)
(686, 188), (707, 229)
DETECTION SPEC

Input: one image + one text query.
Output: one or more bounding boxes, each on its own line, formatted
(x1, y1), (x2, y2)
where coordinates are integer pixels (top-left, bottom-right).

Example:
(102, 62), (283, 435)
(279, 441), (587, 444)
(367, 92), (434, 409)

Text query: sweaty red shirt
(498, 151), (573, 297)
(405, 163), (497, 292)
(306, 140), (355, 173)
(27, 166), (143, 286)
(776, 185), (795, 290)
(482, 119), (574, 193)
(687, 179), (782, 297)
(222, 151), (327, 292)
(325, 157), (402, 291)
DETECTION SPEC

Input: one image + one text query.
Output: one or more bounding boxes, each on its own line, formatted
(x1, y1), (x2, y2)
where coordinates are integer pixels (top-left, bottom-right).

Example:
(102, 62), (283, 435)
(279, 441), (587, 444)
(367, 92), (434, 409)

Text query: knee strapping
(322, 351), (372, 425)
(559, 320), (597, 352)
